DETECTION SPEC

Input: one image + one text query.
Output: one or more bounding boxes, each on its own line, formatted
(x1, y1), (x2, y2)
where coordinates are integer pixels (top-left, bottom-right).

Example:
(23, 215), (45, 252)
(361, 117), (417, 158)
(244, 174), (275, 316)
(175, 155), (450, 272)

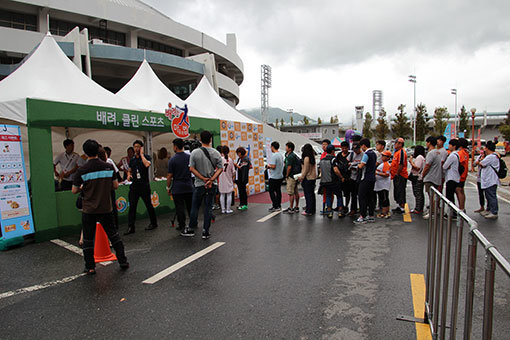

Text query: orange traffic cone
(94, 222), (117, 263)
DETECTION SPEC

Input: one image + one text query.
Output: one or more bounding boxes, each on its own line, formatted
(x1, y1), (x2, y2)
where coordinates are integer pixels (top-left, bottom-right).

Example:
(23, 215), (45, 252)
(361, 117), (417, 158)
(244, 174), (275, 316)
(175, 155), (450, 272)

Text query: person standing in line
(354, 138), (377, 224)
(72, 139), (128, 275)
(442, 139), (460, 214)
(183, 131), (223, 238)
(479, 141), (500, 219)
(455, 138), (470, 212)
(390, 137), (408, 214)
(375, 150), (392, 218)
(234, 147), (251, 211)
(118, 146), (135, 181)
(319, 144), (342, 219)
(320, 139), (331, 160)
(54, 139), (81, 191)
(436, 135), (448, 192)
(154, 147), (170, 178)
(298, 144), (317, 216)
(347, 143), (364, 216)
(283, 142), (301, 214)
(124, 140), (158, 235)
(409, 145), (426, 214)
(218, 146), (235, 214)
(335, 141), (352, 215)
(473, 147), (486, 213)
(166, 138), (193, 231)
(373, 140), (386, 209)
(422, 136), (442, 219)
(267, 141), (285, 212)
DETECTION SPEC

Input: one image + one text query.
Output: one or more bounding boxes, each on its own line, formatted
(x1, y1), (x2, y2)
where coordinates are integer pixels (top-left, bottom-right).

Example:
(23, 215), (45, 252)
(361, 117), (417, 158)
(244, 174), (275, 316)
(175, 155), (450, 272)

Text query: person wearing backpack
(319, 144), (342, 218)
(354, 138), (377, 224)
(298, 144), (317, 216)
(283, 142), (301, 213)
(442, 139), (460, 214)
(455, 138), (470, 213)
(479, 141), (501, 219)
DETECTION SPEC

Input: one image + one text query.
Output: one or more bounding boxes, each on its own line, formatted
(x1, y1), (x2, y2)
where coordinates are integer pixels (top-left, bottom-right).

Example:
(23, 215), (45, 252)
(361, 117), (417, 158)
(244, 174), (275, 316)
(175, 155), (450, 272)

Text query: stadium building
(0, 0), (243, 105)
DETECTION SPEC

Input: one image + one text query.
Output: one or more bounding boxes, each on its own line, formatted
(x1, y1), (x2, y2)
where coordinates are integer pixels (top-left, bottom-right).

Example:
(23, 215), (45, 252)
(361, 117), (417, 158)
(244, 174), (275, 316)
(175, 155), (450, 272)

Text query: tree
(280, 118), (284, 127)
(433, 107), (449, 135)
(391, 104), (412, 139)
(303, 117), (310, 125)
(458, 105), (470, 137)
(330, 115), (339, 124)
(415, 103), (430, 142)
(375, 108), (390, 140)
(498, 108), (510, 140)
(318, 117), (322, 125)
(362, 112), (374, 139)
(275, 119), (279, 129)
(290, 116), (294, 126)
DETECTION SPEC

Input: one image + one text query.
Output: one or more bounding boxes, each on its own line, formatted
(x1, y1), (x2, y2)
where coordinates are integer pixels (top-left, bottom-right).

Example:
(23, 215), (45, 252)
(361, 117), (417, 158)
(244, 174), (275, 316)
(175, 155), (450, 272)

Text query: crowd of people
(59, 130), (505, 273)
(266, 135), (505, 225)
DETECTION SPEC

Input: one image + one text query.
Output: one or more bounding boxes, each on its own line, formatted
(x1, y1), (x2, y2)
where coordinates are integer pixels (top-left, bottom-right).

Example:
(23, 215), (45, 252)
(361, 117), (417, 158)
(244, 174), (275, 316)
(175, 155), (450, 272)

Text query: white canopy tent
(186, 77), (257, 124)
(116, 59), (214, 120)
(0, 33), (140, 125)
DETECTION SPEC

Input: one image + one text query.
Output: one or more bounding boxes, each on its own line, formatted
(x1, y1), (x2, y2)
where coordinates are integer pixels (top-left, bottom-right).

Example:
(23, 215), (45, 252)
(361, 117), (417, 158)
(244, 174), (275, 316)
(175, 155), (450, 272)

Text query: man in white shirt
(54, 139), (81, 191)
(479, 141), (500, 219)
(267, 141), (285, 212)
(442, 139), (460, 212)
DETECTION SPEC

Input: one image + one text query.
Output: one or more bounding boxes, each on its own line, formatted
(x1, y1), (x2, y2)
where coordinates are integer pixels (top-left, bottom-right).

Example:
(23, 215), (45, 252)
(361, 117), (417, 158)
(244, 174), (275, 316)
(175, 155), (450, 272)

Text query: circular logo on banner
(116, 197), (128, 213)
(151, 191), (160, 208)
(165, 103), (190, 138)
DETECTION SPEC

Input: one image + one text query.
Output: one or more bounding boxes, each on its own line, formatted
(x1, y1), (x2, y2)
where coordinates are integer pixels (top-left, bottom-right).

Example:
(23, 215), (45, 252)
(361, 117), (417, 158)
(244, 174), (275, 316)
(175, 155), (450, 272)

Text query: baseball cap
(326, 144), (335, 153)
(382, 150), (391, 157)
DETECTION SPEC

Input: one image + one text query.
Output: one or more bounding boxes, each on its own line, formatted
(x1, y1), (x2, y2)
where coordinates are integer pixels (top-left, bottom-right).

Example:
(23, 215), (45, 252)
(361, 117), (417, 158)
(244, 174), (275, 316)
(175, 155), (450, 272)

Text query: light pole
(471, 108), (476, 171)
(408, 75), (416, 145)
(451, 89), (457, 136)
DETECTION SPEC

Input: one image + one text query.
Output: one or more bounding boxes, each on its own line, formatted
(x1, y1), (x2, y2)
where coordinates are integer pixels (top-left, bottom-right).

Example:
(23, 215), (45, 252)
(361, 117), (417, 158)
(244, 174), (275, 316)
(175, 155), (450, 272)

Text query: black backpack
(492, 156), (508, 179)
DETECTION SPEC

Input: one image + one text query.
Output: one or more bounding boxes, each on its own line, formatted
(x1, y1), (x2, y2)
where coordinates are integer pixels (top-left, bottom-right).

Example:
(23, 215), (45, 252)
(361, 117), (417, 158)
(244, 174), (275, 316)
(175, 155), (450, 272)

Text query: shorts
(286, 177), (299, 195)
(424, 182), (440, 195)
(458, 181), (465, 188)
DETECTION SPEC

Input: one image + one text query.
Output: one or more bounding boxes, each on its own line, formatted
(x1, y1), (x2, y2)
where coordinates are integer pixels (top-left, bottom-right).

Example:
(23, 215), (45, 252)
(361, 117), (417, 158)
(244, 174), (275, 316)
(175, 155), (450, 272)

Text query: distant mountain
(240, 107), (316, 125)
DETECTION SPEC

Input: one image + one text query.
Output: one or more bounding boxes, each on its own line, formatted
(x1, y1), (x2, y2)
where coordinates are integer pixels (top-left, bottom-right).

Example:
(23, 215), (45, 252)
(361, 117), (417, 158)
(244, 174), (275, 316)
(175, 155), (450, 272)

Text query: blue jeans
(484, 185), (498, 215)
(301, 178), (316, 214)
(189, 185), (216, 232)
(325, 183), (341, 210)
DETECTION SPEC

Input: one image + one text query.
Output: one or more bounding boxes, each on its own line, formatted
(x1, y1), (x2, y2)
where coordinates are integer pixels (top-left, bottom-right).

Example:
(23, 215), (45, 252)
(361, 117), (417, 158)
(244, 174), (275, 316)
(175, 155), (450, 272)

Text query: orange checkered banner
(220, 120), (265, 196)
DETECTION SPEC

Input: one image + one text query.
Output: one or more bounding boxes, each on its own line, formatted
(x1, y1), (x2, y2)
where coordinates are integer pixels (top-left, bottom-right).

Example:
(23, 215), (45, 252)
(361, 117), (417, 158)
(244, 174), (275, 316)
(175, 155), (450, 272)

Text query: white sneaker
(221, 210), (226, 214)
(423, 213), (429, 220)
(480, 210), (490, 217)
(226, 210), (233, 214)
(485, 213), (498, 219)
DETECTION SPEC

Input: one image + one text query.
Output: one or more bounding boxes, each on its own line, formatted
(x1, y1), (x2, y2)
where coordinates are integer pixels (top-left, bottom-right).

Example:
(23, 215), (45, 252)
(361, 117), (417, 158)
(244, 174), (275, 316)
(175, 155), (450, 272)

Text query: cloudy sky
(144, 0), (510, 123)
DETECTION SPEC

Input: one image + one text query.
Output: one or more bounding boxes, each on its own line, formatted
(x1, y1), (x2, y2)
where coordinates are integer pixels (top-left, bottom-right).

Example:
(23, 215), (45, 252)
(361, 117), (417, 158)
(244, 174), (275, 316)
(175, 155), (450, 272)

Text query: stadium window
(138, 37), (183, 57)
(49, 18), (125, 46)
(0, 9), (37, 31)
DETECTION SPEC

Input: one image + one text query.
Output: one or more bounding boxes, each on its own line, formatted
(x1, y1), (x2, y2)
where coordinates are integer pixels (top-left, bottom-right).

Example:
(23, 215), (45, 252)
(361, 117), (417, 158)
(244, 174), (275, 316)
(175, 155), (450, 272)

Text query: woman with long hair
(409, 145), (426, 213)
(298, 144), (317, 215)
(218, 146), (235, 213)
(154, 147), (170, 178)
(234, 147), (251, 211)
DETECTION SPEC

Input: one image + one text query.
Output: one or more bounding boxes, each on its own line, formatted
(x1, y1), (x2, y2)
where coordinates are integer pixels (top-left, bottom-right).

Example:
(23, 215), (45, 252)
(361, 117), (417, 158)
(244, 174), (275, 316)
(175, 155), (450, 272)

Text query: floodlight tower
(261, 65), (272, 123)
(372, 90), (383, 127)
(408, 75), (417, 145)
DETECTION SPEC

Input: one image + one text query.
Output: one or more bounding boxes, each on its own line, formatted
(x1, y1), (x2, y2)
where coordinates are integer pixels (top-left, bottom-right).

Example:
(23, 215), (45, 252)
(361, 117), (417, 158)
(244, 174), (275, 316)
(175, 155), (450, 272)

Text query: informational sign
(220, 120), (265, 196)
(0, 125), (35, 240)
(444, 123), (454, 150)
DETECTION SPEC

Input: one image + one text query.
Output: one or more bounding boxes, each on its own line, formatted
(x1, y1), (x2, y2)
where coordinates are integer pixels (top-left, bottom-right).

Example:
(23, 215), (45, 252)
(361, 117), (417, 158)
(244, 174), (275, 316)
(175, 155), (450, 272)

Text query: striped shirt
(73, 158), (116, 214)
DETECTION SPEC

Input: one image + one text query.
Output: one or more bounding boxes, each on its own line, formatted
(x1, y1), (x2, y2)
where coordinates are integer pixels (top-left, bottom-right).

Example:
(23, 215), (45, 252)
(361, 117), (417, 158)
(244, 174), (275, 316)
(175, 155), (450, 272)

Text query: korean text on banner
(0, 125), (35, 240)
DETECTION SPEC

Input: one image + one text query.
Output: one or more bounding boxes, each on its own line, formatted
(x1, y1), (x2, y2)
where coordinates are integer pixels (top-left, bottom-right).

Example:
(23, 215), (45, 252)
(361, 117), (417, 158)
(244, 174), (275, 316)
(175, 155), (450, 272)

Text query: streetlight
(471, 108), (476, 171)
(408, 75), (417, 145)
(451, 89), (457, 136)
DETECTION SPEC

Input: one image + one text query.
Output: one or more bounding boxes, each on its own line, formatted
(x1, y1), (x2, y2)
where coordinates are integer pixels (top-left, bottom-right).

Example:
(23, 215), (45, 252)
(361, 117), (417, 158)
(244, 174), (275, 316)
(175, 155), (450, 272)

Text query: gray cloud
(145, 0), (510, 69)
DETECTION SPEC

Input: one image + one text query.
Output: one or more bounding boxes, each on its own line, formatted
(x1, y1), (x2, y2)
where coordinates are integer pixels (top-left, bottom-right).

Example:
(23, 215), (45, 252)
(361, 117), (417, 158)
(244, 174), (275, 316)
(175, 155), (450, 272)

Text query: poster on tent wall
(0, 125), (35, 240)
(220, 120), (265, 197)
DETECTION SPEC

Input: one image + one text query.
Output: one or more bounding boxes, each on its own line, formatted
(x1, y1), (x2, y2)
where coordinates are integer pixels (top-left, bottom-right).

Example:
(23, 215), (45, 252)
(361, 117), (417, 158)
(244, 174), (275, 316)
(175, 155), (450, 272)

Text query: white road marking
(0, 273), (86, 301)
(50, 239), (112, 267)
(257, 211), (281, 222)
(142, 242), (226, 285)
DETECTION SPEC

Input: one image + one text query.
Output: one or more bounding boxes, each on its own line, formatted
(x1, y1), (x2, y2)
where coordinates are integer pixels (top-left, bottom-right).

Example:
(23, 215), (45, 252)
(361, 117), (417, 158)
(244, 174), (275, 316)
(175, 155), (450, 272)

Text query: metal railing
(425, 186), (510, 340)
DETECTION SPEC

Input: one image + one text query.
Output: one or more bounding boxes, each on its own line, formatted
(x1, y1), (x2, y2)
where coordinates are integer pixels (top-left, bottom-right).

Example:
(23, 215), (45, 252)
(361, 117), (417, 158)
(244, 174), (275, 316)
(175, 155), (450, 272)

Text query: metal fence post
(425, 189), (435, 319)
(432, 199), (445, 337)
(439, 208), (454, 339)
(463, 233), (478, 340)
(482, 253), (496, 340)
(449, 218), (464, 339)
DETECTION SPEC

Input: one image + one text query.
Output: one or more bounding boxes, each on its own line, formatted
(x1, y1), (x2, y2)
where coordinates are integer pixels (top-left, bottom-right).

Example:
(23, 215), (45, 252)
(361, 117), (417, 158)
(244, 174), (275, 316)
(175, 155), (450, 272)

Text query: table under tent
(0, 34), (221, 245)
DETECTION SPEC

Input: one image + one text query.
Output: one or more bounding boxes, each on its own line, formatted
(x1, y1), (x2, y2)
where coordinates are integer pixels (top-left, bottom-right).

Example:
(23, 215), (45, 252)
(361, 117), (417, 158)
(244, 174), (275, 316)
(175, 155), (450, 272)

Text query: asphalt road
(0, 182), (508, 339)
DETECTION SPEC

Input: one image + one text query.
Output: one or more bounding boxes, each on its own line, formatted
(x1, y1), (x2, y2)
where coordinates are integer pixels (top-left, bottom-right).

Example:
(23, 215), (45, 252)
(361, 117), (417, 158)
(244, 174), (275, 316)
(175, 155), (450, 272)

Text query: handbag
(75, 191), (84, 210)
